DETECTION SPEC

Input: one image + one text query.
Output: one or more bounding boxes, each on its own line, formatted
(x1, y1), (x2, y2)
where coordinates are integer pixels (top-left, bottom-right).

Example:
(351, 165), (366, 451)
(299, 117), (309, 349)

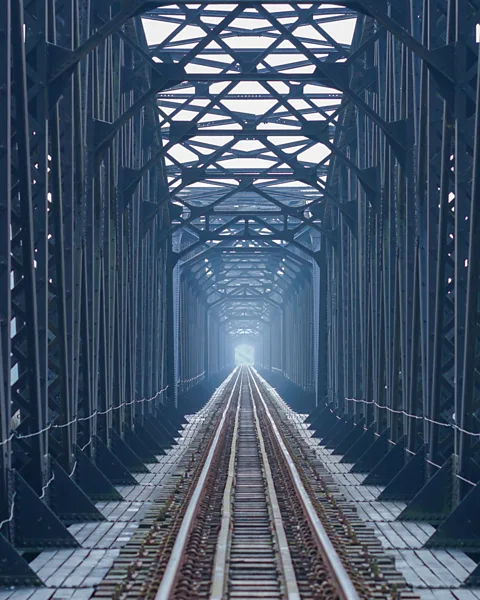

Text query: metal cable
(178, 371), (205, 385)
(0, 385), (169, 446)
(344, 396), (480, 437)
(0, 492), (16, 530)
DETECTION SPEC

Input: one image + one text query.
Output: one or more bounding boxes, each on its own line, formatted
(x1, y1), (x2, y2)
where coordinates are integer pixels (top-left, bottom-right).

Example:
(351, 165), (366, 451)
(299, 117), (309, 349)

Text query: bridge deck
(277, 398), (480, 600)
(0, 402), (215, 600)
(2, 378), (479, 599)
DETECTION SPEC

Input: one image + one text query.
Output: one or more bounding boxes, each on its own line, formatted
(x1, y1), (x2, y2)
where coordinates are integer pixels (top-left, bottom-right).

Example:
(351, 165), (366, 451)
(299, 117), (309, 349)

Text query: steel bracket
(74, 446), (123, 502)
(425, 479), (480, 551)
(332, 417), (366, 456)
(125, 429), (159, 464)
(13, 470), (79, 551)
(309, 406), (338, 438)
(398, 455), (454, 524)
(169, 121), (199, 143)
(94, 435), (138, 486)
(0, 533), (42, 587)
(378, 445), (427, 502)
(110, 428), (149, 474)
(350, 427), (390, 473)
(50, 457), (105, 525)
(324, 416), (355, 450)
(135, 422), (168, 455)
(363, 436), (406, 486)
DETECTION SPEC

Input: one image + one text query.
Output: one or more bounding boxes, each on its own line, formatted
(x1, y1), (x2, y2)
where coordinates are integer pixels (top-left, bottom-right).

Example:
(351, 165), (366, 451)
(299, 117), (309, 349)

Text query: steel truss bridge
(2, 0), (480, 587)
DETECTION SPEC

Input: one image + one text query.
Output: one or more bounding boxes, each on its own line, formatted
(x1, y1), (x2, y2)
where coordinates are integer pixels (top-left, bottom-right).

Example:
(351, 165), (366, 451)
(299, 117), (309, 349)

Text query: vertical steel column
(0, 0), (11, 517)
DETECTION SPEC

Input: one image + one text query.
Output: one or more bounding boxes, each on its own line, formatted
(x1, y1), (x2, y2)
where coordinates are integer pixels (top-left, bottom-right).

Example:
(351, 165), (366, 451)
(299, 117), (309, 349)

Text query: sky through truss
(142, 4), (356, 337)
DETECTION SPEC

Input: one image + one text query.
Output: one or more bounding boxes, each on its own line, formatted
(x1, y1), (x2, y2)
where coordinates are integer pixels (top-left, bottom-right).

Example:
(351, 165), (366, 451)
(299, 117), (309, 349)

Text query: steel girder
(0, 1), (178, 578)
(318, 0), (480, 534)
(3, 0), (480, 580)
(142, 2), (355, 375)
(148, 0), (480, 539)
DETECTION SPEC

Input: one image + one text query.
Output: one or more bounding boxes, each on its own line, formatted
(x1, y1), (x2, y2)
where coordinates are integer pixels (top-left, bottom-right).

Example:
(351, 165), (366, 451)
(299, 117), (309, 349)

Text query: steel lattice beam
(2, 0), (480, 580)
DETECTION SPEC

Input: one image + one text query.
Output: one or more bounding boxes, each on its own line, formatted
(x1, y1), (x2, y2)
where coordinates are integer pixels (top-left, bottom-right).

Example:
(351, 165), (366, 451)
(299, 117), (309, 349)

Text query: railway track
(95, 367), (417, 599)
(210, 373), (299, 600)
(154, 368), (363, 600)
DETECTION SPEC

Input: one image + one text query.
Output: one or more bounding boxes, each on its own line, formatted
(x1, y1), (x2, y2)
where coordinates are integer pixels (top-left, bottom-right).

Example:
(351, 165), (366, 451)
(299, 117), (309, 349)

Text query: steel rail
(247, 367), (361, 600)
(249, 376), (301, 600)
(154, 367), (242, 600)
(209, 393), (240, 600)
(209, 371), (301, 600)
